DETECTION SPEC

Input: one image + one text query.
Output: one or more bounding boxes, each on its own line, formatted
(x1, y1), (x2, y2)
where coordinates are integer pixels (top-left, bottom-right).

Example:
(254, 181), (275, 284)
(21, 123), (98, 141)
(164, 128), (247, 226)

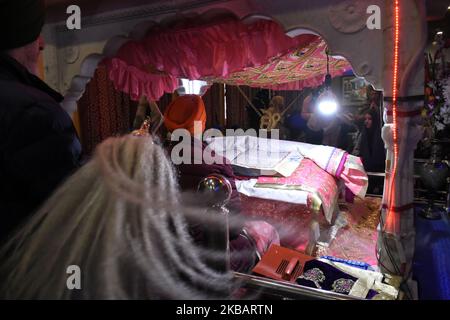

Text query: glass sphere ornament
(197, 174), (232, 208)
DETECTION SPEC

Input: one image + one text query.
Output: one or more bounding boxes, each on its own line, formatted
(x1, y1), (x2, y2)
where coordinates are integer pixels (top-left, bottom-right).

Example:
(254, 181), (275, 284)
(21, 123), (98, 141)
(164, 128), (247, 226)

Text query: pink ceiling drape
(103, 18), (346, 101)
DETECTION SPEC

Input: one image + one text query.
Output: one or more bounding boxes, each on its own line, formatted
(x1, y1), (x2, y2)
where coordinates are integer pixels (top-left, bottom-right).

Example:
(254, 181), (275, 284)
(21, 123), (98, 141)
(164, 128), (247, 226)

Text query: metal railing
(233, 272), (362, 300)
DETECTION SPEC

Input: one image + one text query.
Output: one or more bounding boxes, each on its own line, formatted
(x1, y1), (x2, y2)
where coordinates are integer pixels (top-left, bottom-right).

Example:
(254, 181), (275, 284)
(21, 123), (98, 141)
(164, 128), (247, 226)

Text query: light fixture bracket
(324, 73), (332, 88)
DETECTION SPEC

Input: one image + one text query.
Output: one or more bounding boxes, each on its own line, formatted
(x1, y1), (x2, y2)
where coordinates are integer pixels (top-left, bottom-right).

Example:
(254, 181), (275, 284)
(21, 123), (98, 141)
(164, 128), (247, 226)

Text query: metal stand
(204, 205), (230, 272)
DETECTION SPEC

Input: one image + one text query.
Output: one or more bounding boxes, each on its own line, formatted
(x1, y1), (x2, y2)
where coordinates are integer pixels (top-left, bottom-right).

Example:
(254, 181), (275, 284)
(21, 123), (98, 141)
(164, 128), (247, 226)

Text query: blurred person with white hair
(0, 133), (246, 299)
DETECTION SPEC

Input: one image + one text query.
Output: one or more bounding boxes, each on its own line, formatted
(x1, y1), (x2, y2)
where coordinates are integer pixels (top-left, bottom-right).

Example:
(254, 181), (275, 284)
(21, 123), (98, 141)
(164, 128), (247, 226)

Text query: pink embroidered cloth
(300, 145), (368, 198)
(243, 220), (280, 258)
(240, 195), (329, 252)
(239, 159), (339, 252)
(207, 137), (368, 199)
(205, 37), (350, 90)
(320, 197), (381, 266)
(255, 159), (338, 223)
(103, 18), (349, 101)
(338, 154), (368, 199)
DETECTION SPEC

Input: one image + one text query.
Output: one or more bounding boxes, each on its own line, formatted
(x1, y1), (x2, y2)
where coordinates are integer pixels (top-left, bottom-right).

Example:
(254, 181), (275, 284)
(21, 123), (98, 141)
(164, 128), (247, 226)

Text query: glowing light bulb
(317, 90), (339, 115)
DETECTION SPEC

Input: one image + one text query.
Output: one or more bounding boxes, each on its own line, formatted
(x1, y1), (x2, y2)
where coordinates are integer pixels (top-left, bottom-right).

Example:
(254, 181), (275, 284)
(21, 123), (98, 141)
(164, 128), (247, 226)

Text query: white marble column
(378, 0), (427, 278)
(378, 103), (423, 276)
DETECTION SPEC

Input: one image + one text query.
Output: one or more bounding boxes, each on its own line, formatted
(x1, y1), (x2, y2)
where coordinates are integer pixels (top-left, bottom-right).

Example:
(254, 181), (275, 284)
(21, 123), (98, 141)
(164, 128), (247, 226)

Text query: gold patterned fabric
(321, 197), (381, 265)
(206, 38), (351, 90)
(255, 158), (339, 223)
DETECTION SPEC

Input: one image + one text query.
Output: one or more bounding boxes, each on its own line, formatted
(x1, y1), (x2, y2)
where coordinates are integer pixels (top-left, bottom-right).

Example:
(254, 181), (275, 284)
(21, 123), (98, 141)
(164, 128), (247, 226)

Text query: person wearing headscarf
(0, 0), (82, 242)
(354, 108), (385, 193)
(357, 109), (385, 172)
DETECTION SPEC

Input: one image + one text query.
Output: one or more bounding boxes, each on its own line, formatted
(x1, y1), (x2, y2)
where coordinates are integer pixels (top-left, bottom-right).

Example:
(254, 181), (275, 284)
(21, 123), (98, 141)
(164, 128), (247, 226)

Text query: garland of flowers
(424, 33), (450, 142)
(425, 76), (450, 139)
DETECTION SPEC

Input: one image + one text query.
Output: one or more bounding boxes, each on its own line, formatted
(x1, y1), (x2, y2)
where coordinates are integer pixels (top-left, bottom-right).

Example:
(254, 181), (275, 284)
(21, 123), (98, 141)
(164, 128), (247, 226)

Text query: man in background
(0, 0), (82, 241)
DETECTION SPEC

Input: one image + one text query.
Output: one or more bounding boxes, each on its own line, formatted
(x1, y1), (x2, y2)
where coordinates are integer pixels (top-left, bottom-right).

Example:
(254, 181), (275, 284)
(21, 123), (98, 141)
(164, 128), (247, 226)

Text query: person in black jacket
(0, 0), (82, 241)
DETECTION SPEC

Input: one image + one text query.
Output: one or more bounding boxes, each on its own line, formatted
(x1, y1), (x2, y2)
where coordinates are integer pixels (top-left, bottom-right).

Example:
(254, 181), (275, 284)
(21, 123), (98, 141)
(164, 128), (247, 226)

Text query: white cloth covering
(205, 136), (344, 176)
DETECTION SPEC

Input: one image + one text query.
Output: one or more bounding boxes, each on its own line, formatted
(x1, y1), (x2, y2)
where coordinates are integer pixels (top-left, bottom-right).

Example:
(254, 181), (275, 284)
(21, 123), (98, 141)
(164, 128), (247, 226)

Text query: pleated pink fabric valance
(103, 18), (350, 101)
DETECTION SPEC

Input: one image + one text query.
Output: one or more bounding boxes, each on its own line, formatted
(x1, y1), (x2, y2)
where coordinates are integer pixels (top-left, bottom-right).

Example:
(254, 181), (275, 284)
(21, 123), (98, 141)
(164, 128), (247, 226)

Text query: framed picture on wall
(342, 76), (369, 106)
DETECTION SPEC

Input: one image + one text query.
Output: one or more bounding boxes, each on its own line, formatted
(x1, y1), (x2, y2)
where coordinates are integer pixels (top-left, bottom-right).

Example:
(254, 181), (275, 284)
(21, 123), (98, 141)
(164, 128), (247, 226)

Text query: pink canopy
(103, 18), (351, 101)
(205, 37), (351, 90)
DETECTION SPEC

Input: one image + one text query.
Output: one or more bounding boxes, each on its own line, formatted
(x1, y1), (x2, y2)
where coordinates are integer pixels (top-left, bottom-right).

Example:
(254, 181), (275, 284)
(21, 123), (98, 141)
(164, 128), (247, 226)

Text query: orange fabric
(71, 109), (82, 140)
(37, 53), (44, 80)
(164, 94), (206, 134)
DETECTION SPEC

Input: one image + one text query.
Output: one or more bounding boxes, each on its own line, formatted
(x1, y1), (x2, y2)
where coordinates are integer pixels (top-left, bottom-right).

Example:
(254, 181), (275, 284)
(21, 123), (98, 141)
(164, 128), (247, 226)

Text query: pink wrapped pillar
(377, 0), (427, 279)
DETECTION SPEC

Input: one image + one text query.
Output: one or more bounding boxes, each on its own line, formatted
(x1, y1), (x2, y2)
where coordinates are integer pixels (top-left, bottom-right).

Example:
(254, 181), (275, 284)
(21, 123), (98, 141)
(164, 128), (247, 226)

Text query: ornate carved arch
(42, 0), (431, 277)
(43, 0), (405, 115)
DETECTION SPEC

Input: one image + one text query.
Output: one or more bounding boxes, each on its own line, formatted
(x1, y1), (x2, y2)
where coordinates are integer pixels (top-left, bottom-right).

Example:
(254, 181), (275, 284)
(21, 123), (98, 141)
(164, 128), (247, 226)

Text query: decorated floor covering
(241, 195), (381, 266)
(321, 197), (381, 266)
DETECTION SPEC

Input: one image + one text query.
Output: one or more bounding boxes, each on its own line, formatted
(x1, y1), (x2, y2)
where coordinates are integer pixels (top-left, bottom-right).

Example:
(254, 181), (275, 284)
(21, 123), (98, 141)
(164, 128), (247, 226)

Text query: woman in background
(354, 108), (385, 193)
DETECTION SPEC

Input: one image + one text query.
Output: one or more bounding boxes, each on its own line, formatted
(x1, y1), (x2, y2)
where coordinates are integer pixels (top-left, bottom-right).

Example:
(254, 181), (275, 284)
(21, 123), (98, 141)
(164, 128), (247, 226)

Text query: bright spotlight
(317, 91), (339, 115)
(180, 79), (209, 95)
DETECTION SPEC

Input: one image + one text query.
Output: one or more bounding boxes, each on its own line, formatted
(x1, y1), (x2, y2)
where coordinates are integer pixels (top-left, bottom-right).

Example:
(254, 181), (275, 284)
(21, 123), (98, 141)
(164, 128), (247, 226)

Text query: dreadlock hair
(0, 134), (235, 299)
